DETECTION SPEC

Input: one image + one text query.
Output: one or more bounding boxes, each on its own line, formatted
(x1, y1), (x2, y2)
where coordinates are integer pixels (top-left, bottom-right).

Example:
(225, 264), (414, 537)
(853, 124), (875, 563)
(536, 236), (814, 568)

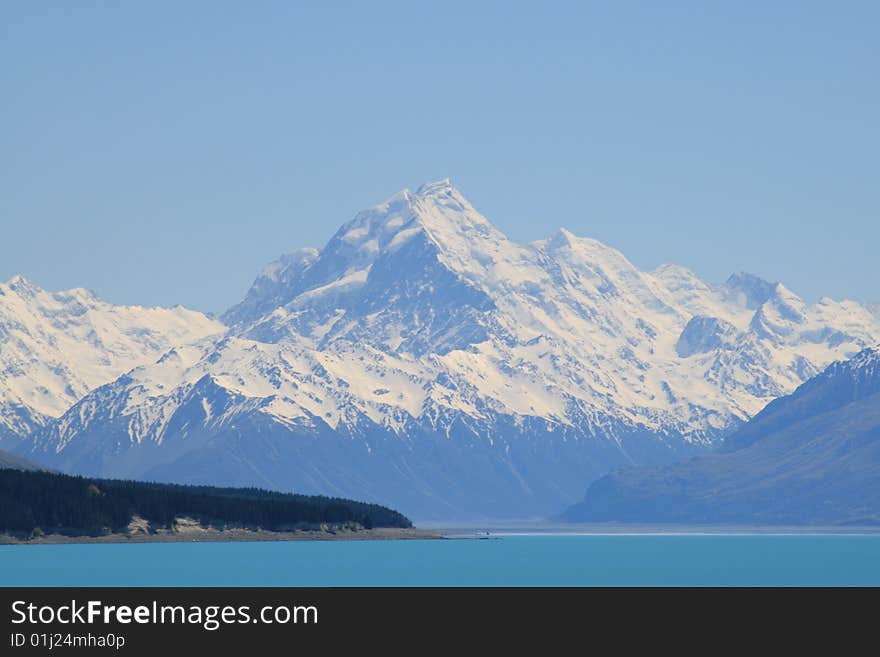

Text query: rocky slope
(561, 347), (880, 525)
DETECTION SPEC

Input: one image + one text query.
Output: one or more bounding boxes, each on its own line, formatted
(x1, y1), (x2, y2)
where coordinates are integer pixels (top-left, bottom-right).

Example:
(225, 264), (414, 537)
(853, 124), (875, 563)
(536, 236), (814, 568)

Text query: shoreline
(423, 522), (880, 536)
(5, 523), (879, 545)
(0, 526), (444, 545)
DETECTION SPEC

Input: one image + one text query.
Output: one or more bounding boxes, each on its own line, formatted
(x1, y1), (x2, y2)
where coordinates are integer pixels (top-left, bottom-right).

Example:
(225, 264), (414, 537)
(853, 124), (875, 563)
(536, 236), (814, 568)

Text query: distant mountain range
(2, 180), (878, 519)
(561, 347), (880, 525)
(0, 275), (222, 447)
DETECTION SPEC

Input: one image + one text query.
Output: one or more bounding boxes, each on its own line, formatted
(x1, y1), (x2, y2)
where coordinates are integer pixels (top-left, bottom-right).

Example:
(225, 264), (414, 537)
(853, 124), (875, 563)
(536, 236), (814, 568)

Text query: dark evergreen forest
(0, 467), (412, 537)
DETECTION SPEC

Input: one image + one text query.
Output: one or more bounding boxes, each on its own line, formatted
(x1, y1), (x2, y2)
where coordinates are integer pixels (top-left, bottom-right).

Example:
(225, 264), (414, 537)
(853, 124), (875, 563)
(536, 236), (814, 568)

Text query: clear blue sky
(2, 2), (878, 313)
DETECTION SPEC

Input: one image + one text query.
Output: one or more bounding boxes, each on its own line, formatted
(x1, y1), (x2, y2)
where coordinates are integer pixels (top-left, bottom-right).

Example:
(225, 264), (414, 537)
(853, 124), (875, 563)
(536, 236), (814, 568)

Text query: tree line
(0, 467), (412, 537)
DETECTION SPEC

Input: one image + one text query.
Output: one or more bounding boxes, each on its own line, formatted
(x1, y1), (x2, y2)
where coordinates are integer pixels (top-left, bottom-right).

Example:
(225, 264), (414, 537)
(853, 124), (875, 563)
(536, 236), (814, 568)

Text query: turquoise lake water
(2, 534), (879, 586)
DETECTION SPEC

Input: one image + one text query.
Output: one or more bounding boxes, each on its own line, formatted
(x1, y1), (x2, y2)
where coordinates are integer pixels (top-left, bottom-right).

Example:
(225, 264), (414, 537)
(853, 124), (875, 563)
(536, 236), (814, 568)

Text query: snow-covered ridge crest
(214, 180), (880, 430)
(40, 179), (880, 442)
(0, 275), (225, 439)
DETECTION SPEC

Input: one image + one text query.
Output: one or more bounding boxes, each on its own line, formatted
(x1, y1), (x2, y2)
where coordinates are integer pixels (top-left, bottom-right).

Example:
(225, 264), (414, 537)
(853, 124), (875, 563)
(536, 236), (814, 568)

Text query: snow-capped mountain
(0, 275), (224, 447)
(14, 180), (880, 519)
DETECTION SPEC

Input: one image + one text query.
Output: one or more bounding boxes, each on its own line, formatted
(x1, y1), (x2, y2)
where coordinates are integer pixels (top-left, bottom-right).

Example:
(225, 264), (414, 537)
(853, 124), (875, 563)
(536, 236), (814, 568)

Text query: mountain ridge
(0, 274), (224, 447)
(5, 180), (880, 519)
(560, 346), (880, 525)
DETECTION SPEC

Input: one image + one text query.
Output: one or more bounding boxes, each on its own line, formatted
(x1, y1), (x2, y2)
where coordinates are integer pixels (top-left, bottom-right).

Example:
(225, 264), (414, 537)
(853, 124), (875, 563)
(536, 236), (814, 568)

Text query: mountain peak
(415, 178), (454, 197)
(652, 263), (705, 286)
(723, 271), (778, 309)
(4, 274), (42, 298)
(6, 273), (34, 286)
(844, 345), (880, 372)
(223, 180), (508, 334)
(323, 181), (497, 259)
(548, 227), (577, 247)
